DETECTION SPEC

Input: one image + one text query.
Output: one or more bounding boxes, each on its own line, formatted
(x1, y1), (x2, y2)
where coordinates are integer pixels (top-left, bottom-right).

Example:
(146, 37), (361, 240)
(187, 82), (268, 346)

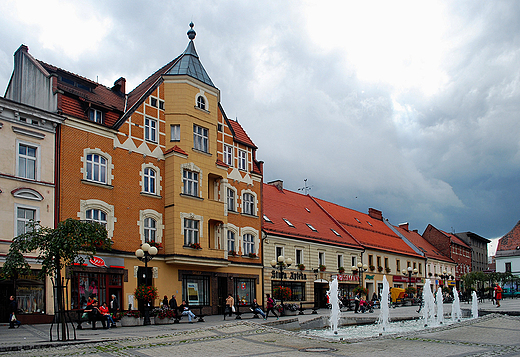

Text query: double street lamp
(135, 243), (158, 325)
(352, 262), (368, 288)
(271, 256), (292, 315)
(402, 267), (418, 297)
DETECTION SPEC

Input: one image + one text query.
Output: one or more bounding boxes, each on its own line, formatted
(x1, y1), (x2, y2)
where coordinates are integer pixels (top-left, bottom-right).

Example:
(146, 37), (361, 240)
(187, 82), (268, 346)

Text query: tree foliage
(3, 218), (111, 281)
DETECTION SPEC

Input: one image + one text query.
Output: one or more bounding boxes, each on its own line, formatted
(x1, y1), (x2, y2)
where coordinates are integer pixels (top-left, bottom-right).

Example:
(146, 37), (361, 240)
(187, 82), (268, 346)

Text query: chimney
(368, 208), (383, 221)
(112, 77), (126, 95)
(399, 222), (409, 231)
(268, 180), (283, 191)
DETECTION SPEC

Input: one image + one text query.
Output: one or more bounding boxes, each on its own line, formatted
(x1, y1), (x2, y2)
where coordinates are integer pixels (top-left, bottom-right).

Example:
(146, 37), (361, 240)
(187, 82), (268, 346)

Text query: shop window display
(235, 278), (255, 306)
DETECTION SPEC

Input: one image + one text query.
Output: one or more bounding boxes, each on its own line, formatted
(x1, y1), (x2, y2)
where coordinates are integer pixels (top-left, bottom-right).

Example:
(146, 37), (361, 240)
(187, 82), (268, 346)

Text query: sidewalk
(0, 298), (518, 354)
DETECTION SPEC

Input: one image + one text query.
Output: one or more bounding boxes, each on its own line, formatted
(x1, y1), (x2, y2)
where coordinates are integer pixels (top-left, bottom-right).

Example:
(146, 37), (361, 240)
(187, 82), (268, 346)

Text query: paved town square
(1, 300), (519, 356)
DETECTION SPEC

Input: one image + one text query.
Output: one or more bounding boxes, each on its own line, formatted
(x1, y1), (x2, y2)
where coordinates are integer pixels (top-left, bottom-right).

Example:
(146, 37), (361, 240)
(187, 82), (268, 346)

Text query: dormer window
(197, 96), (206, 110)
(89, 109), (103, 124)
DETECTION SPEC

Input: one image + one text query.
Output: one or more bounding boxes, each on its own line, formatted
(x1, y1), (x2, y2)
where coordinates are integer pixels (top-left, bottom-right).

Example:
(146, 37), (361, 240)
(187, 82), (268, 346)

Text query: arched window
(196, 96), (206, 110)
(144, 168), (156, 194)
(144, 217), (157, 243)
(86, 209), (107, 227)
(86, 154), (107, 184)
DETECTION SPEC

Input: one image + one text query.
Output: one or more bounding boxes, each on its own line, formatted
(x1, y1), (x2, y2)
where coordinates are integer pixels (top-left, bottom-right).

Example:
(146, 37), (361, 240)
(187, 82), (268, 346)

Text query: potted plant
(228, 250), (237, 257)
(377, 266), (383, 273)
(319, 264), (326, 272)
(297, 263), (305, 271)
(152, 308), (176, 324)
(352, 286), (369, 297)
(248, 252), (257, 258)
(134, 284), (158, 303)
(190, 242), (202, 250)
(116, 310), (141, 326)
(149, 240), (162, 250)
(273, 286), (292, 301)
(338, 266), (345, 274)
(385, 267), (391, 273)
(281, 303), (299, 316)
(369, 265), (375, 271)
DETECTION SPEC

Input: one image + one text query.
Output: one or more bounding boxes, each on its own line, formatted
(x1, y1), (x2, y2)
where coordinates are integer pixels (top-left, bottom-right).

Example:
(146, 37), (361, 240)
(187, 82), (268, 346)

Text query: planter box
(120, 316), (140, 327)
(154, 317), (174, 325)
(284, 310), (298, 316)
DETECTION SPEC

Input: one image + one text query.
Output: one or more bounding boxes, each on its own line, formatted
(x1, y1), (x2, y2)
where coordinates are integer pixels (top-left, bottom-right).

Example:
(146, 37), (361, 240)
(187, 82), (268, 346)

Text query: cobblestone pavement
(2, 314), (519, 356)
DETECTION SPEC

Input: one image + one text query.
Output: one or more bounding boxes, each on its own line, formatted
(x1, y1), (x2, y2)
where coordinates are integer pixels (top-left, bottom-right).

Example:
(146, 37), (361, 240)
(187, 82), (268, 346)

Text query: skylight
(367, 221), (373, 226)
(263, 215), (272, 223)
(305, 207), (311, 213)
(355, 218), (361, 223)
(306, 224), (317, 232)
(331, 229), (341, 236)
(283, 218), (295, 227)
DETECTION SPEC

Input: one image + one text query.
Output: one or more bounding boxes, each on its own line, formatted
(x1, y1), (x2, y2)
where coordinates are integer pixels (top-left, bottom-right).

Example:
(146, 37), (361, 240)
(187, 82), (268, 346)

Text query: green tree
(3, 218), (111, 341)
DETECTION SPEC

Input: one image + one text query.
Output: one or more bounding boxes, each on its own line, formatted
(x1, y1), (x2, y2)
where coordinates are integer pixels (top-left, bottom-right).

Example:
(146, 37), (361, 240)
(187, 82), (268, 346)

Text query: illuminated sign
(89, 256), (106, 267)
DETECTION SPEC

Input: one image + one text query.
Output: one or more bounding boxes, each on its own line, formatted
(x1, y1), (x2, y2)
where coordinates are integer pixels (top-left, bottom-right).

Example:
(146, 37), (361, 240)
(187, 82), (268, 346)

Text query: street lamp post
(352, 262), (368, 288)
(135, 243), (158, 325)
(271, 255), (292, 316)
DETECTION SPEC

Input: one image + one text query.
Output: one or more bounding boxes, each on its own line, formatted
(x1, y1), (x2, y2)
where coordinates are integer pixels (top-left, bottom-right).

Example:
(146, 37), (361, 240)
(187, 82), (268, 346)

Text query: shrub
(352, 286), (368, 297)
(319, 264), (326, 272)
(338, 266), (345, 273)
(377, 266), (383, 272)
(273, 286), (292, 301)
(152, 308), (176, 319)
(115, 310), (141, 319)
(190, 242), (201, 249)
(297, 263), (305, 271)
(134, 284), (158, 302)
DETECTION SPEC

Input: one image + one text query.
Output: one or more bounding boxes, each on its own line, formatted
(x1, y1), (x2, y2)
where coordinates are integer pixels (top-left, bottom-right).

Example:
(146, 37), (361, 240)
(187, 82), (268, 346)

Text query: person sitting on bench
(180, 300), (196, 323)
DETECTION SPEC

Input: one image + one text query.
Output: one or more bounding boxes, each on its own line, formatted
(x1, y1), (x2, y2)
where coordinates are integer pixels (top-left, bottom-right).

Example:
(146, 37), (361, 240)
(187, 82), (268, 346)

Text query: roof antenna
(298, 179), (311, 195)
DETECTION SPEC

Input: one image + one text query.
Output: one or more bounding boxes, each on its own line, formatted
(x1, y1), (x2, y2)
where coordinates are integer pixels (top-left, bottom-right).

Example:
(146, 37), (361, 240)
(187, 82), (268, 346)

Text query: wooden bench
(73, 309), (109, 329)
(174, 305), (205, 323)
(234, 305), (262, 319)
(299, 302), (318, 315)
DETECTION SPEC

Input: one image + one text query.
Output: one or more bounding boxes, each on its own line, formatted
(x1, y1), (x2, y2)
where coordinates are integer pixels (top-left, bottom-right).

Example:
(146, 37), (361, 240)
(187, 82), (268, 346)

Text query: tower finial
(187, 22), (196, 40)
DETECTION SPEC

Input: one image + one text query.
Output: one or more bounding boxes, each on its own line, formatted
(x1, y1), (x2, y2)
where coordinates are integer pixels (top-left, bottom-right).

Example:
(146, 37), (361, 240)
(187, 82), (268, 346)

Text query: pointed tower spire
(165, 22), (215, 87)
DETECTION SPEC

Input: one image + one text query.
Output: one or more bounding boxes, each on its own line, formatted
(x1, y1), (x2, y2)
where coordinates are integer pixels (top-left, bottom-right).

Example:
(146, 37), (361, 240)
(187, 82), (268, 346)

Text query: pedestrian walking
(495, 284), (503, 307)
(265, 294), (279, 320)
(224, 293), (234, 320)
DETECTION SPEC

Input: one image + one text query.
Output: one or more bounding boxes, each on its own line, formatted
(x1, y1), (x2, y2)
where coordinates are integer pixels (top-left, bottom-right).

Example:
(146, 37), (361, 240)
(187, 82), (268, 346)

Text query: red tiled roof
(263, 184), (362, 249)
(394, 225), (453, 263)
(165, 145), (188, 156)
(314, 198), (423, 258)
(216, 159), (228, 167)
(227, 119), (257, 149)
(440, 230), (471, 249)
(497, 220), (520, 251)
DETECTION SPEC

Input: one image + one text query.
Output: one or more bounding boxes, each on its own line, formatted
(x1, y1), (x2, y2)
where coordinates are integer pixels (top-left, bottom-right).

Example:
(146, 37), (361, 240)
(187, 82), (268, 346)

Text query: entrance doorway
(314, 282), (328, 308)
(217, 277), (227, 315)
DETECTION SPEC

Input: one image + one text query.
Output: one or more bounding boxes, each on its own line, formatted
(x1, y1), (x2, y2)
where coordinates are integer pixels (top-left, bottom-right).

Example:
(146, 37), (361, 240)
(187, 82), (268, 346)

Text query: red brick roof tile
(263, 184), (362, 249)
(165, 145), (188, 156)
(227, 119), (257, 149)
(497, 220), (520, 251)
(394, 225), (454, 263)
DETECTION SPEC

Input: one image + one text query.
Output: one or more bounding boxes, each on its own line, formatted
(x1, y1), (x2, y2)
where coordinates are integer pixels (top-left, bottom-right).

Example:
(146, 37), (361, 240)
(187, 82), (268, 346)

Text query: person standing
(224, 293), (234, 320)
(495, 284), (503, 307)
(265, 294), (279, 320)
(109, 294), (119, 315)
(162, 295), (169, 308)
(354, 292), (361, 313)
(8, 296), (21, 329)
(169, 295), (178, 317)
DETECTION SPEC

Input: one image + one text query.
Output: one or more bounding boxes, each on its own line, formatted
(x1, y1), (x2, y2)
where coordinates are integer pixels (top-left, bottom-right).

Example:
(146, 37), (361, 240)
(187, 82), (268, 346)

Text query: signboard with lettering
(335, 274), (359, 282)
(271, 270), (307, 280)
(89, 256), (106, 267)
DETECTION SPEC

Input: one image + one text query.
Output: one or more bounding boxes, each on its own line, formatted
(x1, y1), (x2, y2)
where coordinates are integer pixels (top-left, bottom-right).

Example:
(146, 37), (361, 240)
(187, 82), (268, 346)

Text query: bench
(234, 305), (262, 319)
(299, 302), (318, 315)
(73, 309), (109, 329)
(174, 305), (205, 323)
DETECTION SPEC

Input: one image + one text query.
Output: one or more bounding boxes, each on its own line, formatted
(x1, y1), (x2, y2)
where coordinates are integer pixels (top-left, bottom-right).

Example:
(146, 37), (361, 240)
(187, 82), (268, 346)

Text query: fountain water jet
(327, 277), (340, 334)
(377, 275), (390, 331)
(451, 287), (462, 322)
(471, 290), (479, 318)
(436, 286), (444, 324)
(422, 279), (436, 326)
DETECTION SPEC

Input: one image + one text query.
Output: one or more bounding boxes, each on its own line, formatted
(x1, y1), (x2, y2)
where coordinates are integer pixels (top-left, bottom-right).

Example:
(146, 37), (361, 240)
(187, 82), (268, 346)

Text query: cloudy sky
(1, 1), (519, 252)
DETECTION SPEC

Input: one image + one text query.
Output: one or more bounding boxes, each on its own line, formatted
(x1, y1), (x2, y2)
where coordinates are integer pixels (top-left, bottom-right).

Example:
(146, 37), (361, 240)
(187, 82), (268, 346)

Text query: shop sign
(89, 256), (106, 267)
(271, 270), (307, 280)
(392, 275), (421, 283)
(336, 274), (359, 282)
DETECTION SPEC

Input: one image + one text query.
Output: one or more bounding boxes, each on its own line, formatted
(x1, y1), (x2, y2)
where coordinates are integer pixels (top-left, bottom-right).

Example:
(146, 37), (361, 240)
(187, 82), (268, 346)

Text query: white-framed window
(276, 246), (284, 260)
(145, 117), (157, 143)
(144, 217), (156, 243)
(137, 209), (163, 244)
(78, 199), (116, 238)
(319, 252), (325, 266)
(86, 209), (107, 226)
(15, 205), (38, 236)
(296, 249), (303, 265)
(89, 109), (103, 123)
(227, 188), (236, 212)
(196, 96), (206, 110)
(143, 167), (156, 194)
(150, 97), (158, 107)
(227, 231), (235, 252)
(159, 100), (165, 110)
(351, 256), (357, 267)
(17, 141), (39, 180)
(82, 148), (113, 186)
(12, 188), (44, 201)
(223, 145), (233, 166)
(184, 219), (199, 246)
(193, 124), (208, 152)
(243, 234), (255, 255)
(242, 193), (255, 215)
(170, 124), (180, 141)
(183, 169), (199, 196)
(86, 153), (107, 184)
(238, 149), (247, 170)
(338, 254), (344, 269)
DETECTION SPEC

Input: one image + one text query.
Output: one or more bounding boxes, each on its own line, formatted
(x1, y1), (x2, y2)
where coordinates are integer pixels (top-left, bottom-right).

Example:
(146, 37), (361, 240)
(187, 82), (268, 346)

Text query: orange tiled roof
(440, 230), (471, 249)
(394, 225), (453, 263)
(497, 220), (520, 251)
(164, 145), (188, 156)
(262, 184), (362, 249)
(227, 119), (257, 149)
(314, 198), (423, 258)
